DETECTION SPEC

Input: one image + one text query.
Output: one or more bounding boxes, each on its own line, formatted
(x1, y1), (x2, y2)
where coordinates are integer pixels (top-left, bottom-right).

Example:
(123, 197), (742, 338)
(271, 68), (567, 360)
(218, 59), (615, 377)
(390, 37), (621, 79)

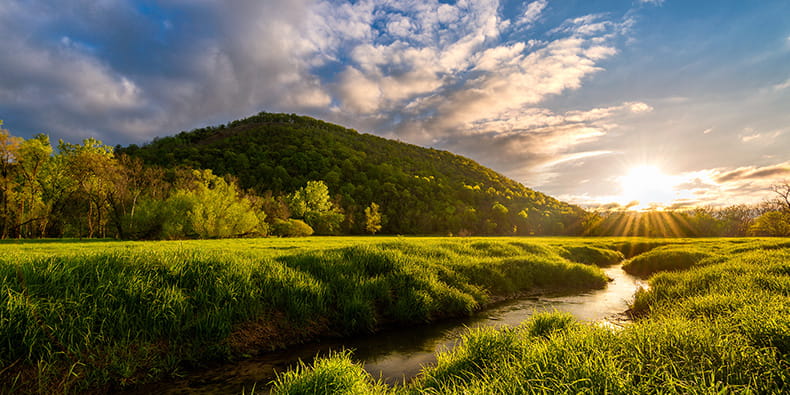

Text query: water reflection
(125, 265), (644, 394)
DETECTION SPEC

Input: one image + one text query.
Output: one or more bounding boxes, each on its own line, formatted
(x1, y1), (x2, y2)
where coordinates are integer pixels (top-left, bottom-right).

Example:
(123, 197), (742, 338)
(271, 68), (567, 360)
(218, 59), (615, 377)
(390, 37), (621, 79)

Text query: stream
(128, 264), (645, 394)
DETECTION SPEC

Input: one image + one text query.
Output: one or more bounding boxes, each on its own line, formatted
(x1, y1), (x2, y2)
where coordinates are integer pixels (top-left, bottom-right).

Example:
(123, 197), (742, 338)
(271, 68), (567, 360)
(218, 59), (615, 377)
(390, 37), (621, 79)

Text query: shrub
(271, 219), (314, 237)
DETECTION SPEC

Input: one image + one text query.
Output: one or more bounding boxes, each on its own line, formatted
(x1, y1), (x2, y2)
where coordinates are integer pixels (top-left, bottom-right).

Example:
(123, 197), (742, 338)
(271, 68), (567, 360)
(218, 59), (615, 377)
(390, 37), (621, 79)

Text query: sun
(618, 165), (677, 210)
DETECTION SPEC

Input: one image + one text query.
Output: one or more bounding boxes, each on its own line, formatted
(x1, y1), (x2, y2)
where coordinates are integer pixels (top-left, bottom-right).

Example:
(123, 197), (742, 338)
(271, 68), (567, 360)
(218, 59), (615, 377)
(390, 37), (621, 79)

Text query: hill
(120, 112), (586, 235)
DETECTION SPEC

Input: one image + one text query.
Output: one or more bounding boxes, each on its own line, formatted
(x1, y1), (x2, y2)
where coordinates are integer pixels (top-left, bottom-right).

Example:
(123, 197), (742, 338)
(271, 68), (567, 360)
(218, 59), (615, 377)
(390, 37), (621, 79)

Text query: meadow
(272, 238), (790, 394)
(1, 236), (625, 392)
(1, 237), (787, 393)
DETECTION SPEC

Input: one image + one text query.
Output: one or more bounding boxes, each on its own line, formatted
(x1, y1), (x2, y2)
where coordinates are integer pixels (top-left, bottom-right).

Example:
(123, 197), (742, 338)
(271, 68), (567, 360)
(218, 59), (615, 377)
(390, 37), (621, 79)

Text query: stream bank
(126, 264), (643, 394)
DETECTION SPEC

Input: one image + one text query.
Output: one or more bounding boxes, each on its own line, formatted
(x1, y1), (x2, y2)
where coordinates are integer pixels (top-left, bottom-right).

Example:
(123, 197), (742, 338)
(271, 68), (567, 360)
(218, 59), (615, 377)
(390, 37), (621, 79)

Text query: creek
(128, 264), (645, 394)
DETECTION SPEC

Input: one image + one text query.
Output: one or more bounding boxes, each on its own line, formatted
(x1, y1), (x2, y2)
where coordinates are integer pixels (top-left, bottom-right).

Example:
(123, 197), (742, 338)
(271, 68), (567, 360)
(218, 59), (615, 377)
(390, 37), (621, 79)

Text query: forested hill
(119, 112), (586, 235)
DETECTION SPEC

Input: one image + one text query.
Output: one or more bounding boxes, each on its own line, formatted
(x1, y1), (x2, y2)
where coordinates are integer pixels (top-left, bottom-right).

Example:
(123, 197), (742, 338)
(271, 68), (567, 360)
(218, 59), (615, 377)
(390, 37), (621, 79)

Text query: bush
(271, 219), (314, 237)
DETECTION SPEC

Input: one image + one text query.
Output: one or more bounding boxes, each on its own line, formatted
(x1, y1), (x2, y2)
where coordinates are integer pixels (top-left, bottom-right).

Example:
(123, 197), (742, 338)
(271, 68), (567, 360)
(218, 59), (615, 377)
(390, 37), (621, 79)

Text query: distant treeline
(1, 116), (788, 239)
(583, 203), (790, 237)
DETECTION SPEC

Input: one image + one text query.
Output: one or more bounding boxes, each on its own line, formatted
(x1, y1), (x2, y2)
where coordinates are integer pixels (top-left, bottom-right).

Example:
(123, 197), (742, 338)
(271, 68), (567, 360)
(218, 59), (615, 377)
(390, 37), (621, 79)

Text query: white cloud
(740, 129), (783, 143)
(387, 15), (413, 38)
(437, 4), (460, 25)
(626, 101), (653, 113)
(518, 0), (547, 26)
(773, 77), (790, 91)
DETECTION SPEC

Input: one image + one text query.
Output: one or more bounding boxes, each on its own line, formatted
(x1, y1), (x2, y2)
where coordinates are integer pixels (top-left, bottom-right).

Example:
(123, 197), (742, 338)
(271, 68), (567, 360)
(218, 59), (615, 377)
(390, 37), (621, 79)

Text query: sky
(1, 0), (789, 210)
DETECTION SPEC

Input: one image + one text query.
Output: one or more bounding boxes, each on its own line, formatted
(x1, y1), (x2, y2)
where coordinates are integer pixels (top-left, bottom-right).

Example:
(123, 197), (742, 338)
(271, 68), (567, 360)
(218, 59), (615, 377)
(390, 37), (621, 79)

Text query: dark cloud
(0, 0), (327, 144)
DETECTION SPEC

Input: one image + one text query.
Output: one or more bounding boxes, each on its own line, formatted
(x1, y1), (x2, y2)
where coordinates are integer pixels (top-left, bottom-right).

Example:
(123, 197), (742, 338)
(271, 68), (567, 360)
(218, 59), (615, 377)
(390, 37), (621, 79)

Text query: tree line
(582, 192), (790, 238)
(1, 118), (788, 239)
(0, 120), (391, 239)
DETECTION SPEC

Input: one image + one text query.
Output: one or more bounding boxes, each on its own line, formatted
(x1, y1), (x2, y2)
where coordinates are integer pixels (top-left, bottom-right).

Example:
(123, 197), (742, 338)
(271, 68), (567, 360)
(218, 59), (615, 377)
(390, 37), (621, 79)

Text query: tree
(750, 211), (790, 237)
(0, 122), (22, 238)
(490, 202), (511, 234)
(107, 155), (168, 239)
(289, 180), (333, 217)
(364, 202), (382, 234)
(289, 180), (344, 235)
(770, 182), (790, 212)
(14, 134), (53, 237)
(162, 169), (267, 239)
(716, 205), (756, 236)
(52, 138), (118, 237)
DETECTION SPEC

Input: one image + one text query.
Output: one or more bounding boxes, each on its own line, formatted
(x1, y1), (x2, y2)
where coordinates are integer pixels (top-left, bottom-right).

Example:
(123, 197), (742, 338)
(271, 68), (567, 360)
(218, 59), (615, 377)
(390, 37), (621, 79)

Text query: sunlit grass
(270, 237), (790, 394)
(0, 236), (620, 392)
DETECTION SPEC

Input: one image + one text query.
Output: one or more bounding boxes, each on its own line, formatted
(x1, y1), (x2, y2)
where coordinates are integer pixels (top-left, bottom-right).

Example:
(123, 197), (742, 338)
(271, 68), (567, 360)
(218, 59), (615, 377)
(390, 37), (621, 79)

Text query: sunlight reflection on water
(124, 264), (645, 393)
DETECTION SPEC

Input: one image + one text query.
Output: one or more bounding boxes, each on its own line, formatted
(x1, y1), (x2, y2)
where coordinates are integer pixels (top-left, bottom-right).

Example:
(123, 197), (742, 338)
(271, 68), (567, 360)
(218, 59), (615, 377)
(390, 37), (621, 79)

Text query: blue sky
(1, 0), (788, 208)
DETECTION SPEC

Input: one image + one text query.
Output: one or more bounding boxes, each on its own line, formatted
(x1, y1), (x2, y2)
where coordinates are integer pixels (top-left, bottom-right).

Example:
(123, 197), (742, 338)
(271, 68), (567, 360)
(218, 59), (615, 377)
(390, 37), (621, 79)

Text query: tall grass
(270, 350), (392, 395)
(272, 238), (790, 394)
(0, 237), (614, 391)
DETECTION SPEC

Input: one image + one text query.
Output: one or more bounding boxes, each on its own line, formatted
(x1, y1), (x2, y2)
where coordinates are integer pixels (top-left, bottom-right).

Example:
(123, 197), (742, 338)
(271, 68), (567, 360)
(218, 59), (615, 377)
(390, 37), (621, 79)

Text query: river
(127, 264), (645, 394)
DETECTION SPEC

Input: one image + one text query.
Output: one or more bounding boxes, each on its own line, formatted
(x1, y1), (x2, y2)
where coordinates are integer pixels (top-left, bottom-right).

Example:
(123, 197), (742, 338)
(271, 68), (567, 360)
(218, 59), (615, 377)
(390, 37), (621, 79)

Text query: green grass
(6, 236), (787, 393)
(270, 238), (790, 395)
(270, 350), (392, 395)
(0, 236), (618, 392)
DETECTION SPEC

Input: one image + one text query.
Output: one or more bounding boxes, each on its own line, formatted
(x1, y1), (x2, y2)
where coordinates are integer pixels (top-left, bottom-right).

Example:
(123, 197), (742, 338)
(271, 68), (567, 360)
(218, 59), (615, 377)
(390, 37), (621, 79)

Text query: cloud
(0, 0), (639, 190)
(740, 128), (784, 143)
(518, 0), (548, 27)
(431, 101), (646, 186)
(569, 161), (790, 210)
(714, 162), (790, 183)
(774, 77), (790, 91)
(0, 0), (339, 141)
(659, 162), (790, 207)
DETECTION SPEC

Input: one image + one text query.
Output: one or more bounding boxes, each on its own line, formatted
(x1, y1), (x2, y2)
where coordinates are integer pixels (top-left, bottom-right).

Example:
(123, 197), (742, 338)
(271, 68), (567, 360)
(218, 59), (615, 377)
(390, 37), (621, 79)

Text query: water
(127, 265), (644, 394)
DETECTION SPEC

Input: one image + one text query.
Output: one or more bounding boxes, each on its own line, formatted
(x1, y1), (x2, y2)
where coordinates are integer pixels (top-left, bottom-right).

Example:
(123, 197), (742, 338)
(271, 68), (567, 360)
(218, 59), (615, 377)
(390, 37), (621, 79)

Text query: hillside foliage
(119, 113), (586, 236)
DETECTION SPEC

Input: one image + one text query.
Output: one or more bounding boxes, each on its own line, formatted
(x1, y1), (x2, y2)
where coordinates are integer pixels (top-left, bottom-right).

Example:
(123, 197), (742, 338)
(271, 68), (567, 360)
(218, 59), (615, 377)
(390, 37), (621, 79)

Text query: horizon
(1, 0), (788, 209)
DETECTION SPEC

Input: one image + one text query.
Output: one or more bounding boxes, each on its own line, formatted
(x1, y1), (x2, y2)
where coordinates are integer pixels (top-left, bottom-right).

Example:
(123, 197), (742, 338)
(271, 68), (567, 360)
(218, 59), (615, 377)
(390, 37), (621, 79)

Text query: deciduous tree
(364, 202), (382, 235)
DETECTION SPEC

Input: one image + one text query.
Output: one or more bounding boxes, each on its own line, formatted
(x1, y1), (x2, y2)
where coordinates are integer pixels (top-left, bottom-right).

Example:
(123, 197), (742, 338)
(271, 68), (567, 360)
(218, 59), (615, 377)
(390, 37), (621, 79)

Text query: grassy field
(1, 236), (633, 392)
(2, 237), (788, 393)
(272, 237), (790, 394)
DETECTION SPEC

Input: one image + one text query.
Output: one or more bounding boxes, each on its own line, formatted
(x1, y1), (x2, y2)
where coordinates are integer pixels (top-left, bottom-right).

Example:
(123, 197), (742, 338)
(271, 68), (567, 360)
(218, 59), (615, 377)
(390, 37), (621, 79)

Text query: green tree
(56, 138), (116, 237)
(364, 202), (382, 234)
(108, 155), (169, 239)
(289, 180), (344, 235)
(162, 169), (267, 239)
(15, 134), (53, 237)
(0, 122), (22, 238)
(289, 180), (333, 217)
(750, 211), (790, 236)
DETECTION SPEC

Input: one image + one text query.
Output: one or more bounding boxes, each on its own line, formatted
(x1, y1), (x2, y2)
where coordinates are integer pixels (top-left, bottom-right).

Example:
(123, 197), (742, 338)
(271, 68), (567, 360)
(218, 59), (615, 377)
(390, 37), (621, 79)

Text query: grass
(270, 237), (790, 395)
(0, 236), (617, 392)
(5, 236), (787, 393)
